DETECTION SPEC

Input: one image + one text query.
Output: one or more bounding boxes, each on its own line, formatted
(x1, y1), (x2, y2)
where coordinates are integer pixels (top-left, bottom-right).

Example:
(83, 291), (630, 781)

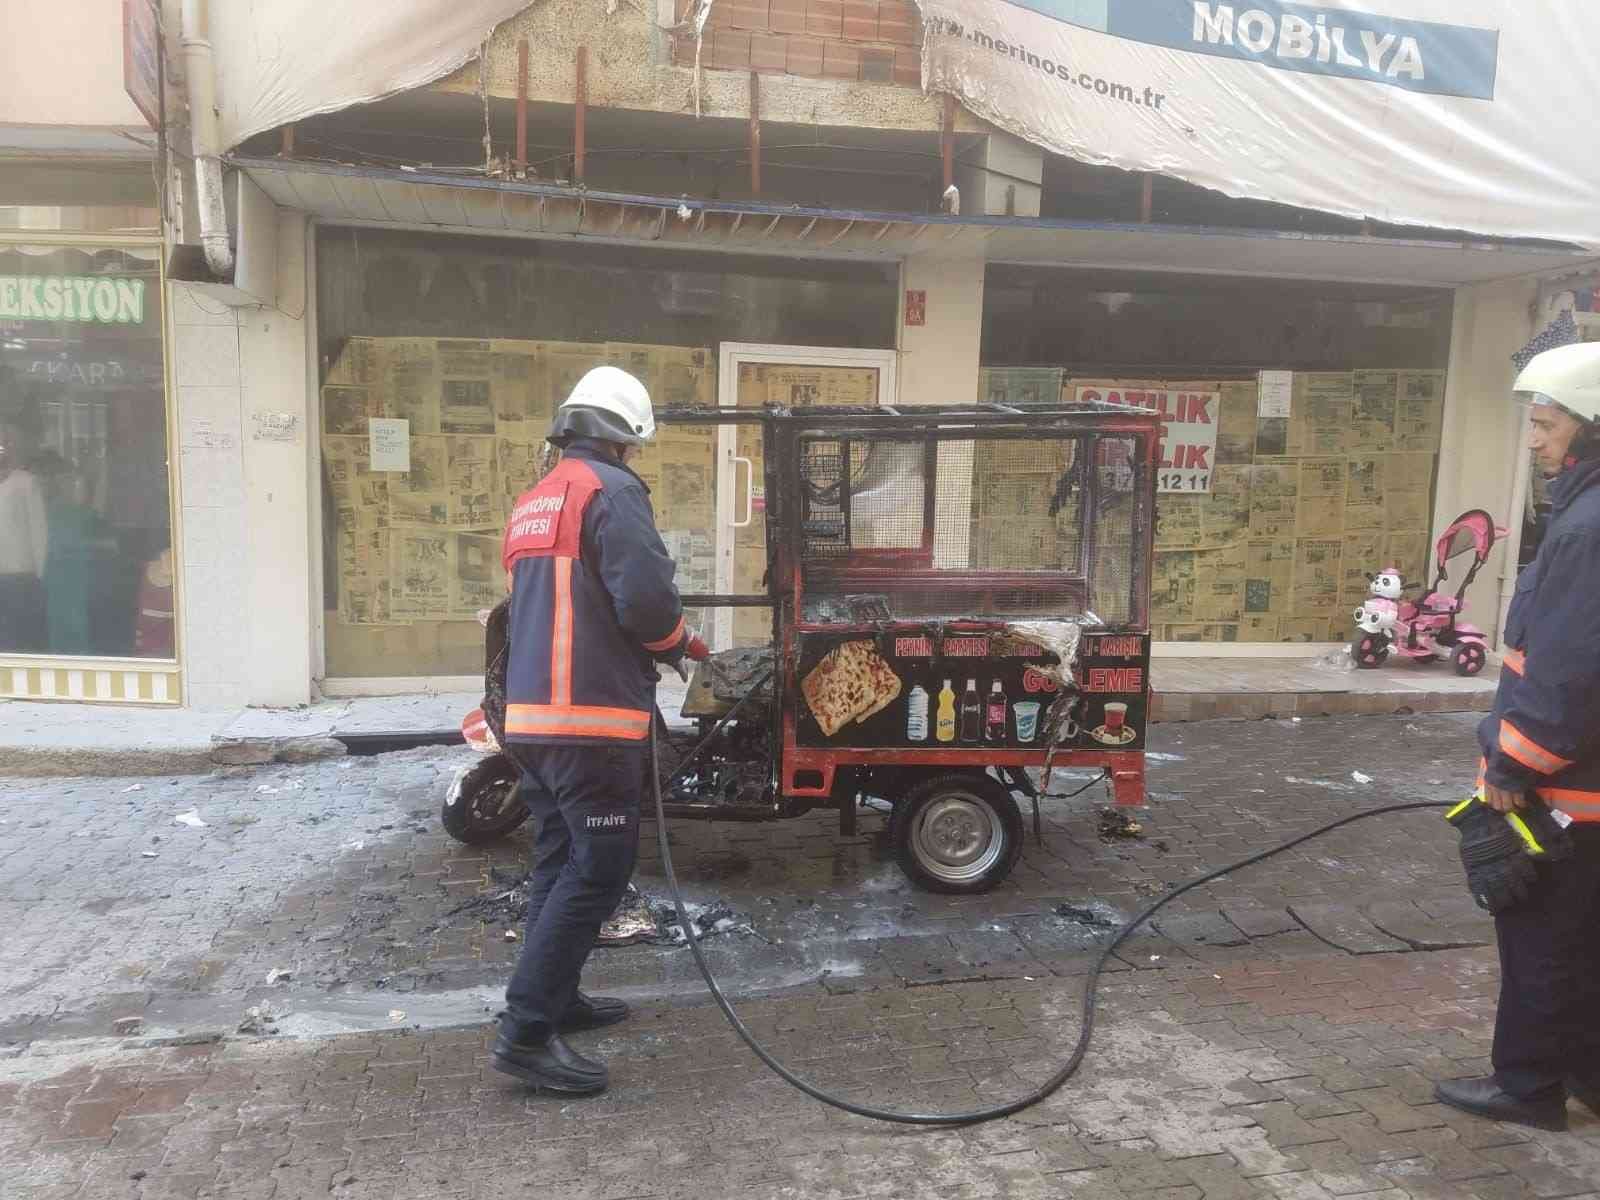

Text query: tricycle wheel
(891, 773), (1023, 895)
(1453, 642), (1487, 677)
(441, 754), (530, 844)
(1352, 633), (1389, 669)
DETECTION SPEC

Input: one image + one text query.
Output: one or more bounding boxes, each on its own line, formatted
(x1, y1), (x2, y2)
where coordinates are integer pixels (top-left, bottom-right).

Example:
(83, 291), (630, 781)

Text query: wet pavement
(2, 713), (1487, 1050)
(14, 712), (1600, 1199)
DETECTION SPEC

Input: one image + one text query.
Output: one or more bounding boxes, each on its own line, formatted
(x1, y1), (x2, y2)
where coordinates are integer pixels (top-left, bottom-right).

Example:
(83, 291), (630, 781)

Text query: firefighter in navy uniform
(493, 366), (706, 1096)
(1435, 343), (1600, 1132)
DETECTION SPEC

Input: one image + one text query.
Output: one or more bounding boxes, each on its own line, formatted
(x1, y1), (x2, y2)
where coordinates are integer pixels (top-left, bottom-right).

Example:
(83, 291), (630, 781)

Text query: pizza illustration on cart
(800, 640), (903, 736)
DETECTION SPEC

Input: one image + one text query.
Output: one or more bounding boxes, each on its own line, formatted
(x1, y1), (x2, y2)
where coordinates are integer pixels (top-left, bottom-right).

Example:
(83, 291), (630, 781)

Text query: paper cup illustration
(1013, 701), (1041, 743)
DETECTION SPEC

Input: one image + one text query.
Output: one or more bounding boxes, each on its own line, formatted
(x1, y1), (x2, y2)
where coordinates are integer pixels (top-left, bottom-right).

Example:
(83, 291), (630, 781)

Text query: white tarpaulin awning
(919, 0), (1600, 247)
(208, 1), (1597, 247)
(209, 1), (536, 152)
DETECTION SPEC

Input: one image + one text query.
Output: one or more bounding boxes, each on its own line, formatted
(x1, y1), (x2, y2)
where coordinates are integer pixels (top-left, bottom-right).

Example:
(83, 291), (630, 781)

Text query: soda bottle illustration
(959, 678), (982, 743)
(985, 680), (1007, 742)
(935, 680), (957, 743)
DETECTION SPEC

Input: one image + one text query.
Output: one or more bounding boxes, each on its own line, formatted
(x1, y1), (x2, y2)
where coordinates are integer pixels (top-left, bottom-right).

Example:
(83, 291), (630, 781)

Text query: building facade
(19, 0), (1596, 707)
(0, 0), (177, 703)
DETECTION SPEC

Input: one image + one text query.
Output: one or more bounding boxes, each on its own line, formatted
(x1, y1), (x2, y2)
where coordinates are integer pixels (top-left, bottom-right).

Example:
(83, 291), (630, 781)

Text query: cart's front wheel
(892, 773), (1023, 894)
(441, 754), (530, 844)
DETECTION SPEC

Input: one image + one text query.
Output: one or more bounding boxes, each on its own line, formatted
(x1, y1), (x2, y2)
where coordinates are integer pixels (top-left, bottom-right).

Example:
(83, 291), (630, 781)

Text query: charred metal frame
(654, 402), (1161, 826)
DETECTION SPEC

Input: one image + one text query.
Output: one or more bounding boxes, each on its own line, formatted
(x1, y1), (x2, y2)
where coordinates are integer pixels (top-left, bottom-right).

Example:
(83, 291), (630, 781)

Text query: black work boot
(1434, 1076), (1568, 1132)
(561, 991), (630, 1033)
(492, 1021), (608, 1095)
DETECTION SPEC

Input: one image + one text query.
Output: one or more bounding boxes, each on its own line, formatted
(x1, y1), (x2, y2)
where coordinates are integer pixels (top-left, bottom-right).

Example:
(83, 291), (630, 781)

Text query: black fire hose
(650, 697), (1453, 1125)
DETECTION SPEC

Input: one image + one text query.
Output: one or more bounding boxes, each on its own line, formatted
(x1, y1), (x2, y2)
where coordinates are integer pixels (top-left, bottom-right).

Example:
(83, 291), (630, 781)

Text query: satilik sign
(1075, 385), (1219, 492)
(0, 276), (147, 325)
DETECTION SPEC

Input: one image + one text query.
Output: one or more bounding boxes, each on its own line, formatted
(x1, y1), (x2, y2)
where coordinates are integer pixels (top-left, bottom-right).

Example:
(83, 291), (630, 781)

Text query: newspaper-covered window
(315, 229), (896, 678)
(980, 269), (1452, 645)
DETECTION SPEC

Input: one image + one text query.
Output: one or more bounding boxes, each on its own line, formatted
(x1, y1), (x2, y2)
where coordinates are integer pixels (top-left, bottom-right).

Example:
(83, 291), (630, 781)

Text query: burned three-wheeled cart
(444, 400), (1161, 893)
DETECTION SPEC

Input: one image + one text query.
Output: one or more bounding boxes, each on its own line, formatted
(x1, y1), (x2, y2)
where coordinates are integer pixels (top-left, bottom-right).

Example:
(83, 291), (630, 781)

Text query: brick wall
(672, 0), (922, 86)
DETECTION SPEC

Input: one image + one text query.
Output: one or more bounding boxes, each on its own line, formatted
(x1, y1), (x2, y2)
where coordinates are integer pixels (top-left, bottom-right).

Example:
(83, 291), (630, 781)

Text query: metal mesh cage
(796, 428), (1145, 624)
(1089, 438), (1139, 624)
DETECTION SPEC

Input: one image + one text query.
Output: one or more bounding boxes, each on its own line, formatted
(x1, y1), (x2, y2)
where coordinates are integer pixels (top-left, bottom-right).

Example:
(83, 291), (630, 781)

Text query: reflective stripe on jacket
(1479, 458), (1600, 819)
(502, 440), (686, 745)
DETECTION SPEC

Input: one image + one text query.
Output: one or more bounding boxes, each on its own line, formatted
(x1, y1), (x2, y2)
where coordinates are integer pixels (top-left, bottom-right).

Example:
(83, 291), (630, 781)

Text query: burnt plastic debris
(442, 879), (753, 948)
(1053, 903), (1116, 929)
(704, 646), (776, 706)
(1097, 807), (1144, 840)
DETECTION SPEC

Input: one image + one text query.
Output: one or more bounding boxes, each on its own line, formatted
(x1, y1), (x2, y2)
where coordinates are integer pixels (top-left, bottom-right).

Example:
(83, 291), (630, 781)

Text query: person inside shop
(32, 451), (112, 656)
(133, 535), (176, 659)
(0, 414), (49, 652)
(493, 365), (707, 1096)
(1434, 342), (1600, 1132)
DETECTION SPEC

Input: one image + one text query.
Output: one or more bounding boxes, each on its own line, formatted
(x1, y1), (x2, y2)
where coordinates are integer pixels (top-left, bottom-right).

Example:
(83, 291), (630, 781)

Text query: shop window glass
(0, 207), (161, 235)
(981, 268), (1452, 644)
(315, 228), (897, 679)
(0, 243), (171, 658)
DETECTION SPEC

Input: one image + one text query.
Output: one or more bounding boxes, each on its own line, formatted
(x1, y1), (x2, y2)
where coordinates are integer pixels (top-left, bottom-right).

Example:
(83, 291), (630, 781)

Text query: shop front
(980, 267), (1455, 652)
(190, 156), (1600, 707)
(0, 225), (178, 703)
(311, 227), (902, 690)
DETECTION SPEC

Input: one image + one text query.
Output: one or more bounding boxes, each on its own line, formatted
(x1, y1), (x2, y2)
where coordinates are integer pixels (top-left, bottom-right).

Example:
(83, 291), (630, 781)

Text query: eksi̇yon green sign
(0, 276), (146, 324)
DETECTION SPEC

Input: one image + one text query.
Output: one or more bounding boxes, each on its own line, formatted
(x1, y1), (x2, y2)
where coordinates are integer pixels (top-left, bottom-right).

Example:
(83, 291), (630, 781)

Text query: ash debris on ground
(1098, 807), (1144, 840)
(237, 1004), (282, 1036)
(1053, 903), (1118, 929)
(439, 874), (757, 948)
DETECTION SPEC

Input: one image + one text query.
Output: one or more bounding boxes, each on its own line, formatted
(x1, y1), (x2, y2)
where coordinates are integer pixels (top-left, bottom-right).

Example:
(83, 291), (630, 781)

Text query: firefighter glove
(1506, 801), (1574, 863)
(1446, 796), (1538, 914)
(684, 633), (710, 662)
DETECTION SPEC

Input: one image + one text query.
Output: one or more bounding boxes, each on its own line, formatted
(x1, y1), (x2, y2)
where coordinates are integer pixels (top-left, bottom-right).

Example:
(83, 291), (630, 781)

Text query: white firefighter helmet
(548, 366), (656, 447)
(1514, 342), (1600, 426)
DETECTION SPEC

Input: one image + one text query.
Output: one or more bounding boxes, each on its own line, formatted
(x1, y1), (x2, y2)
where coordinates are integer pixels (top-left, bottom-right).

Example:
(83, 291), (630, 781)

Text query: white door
(711, 344), (899, 649)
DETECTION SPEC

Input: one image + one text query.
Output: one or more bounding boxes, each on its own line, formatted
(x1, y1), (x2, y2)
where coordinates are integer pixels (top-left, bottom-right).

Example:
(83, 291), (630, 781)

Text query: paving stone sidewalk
(6, 940), (1600, 1200)
(1, 713), (1489, 1049)
(7, 710), (1597, 1198)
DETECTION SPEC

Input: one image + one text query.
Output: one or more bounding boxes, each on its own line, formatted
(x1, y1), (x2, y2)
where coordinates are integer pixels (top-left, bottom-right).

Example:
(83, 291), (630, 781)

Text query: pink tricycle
(1351, 509), (1504, 677)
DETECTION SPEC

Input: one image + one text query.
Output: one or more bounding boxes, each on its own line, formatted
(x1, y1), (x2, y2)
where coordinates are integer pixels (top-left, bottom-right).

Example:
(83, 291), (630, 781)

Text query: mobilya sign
(1008, 1), (1499, 98)
(0, 276), (147, 325)
(917, 1), (1598, 245)
(1176, 3), (1495, 97)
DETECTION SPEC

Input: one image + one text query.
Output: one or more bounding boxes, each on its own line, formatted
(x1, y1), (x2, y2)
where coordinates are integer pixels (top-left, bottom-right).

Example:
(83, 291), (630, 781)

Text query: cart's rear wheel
(891, 773), (1023, 894)
(1453, 642), (1487, 676)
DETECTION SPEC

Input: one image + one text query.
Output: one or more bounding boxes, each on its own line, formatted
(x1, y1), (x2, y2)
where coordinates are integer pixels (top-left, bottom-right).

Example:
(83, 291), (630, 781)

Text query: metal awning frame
(231, 155), (1600, 289)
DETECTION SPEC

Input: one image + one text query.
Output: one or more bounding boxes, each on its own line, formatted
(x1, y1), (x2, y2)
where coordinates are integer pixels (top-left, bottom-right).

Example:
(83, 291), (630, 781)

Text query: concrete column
(898, 253), (985, 406)
(237, 211), (315, 706)
(1433, 275), (1537, 644)
(170, 285), (250, 709)
(899, 253), (985, 569)
(170, 211), (314, 708)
